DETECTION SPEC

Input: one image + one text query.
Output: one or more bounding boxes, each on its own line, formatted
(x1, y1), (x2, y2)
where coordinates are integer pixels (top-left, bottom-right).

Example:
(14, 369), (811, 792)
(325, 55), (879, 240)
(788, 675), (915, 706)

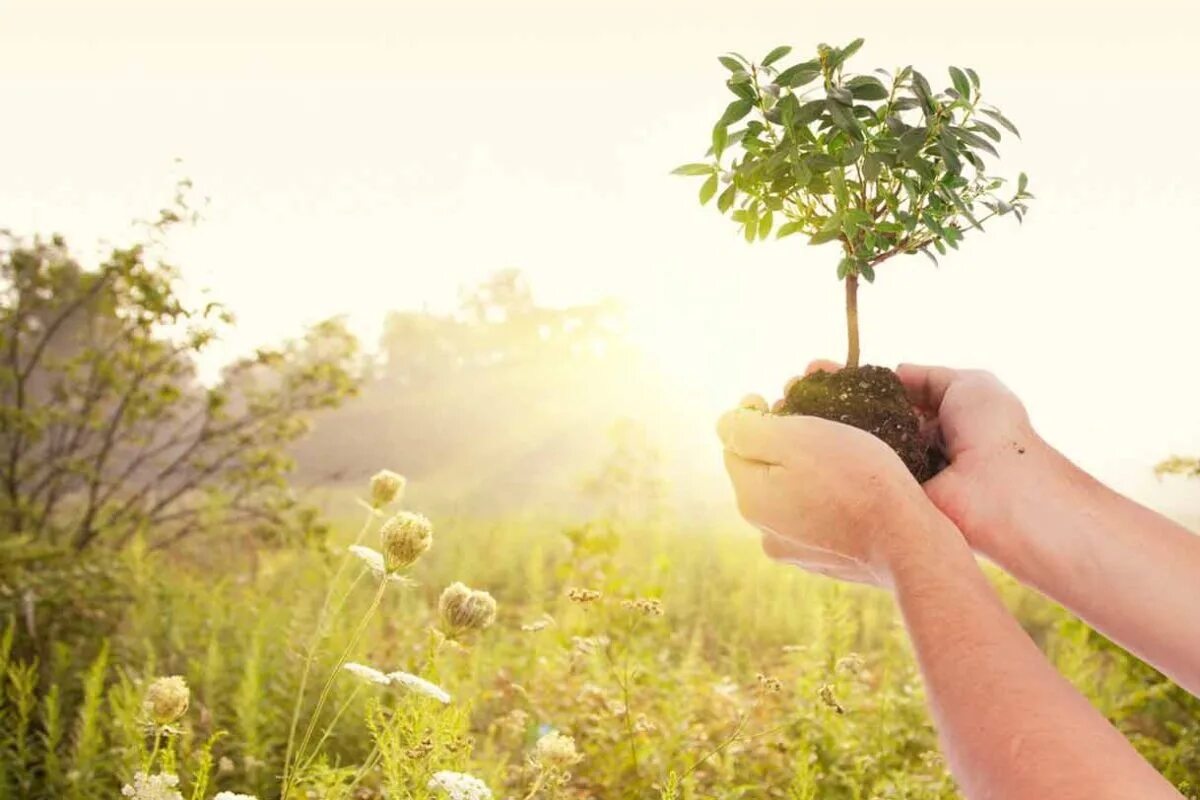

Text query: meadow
(2, 474), (1197, 800)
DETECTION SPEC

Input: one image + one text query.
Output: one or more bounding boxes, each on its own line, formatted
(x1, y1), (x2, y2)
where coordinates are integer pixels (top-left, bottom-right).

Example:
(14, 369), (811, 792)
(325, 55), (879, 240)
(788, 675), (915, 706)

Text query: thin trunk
(844, 273), (860, 369)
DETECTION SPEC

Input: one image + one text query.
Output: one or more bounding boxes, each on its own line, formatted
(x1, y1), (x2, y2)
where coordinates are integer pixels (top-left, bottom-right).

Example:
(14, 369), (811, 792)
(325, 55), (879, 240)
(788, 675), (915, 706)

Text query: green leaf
(719, 99), (754, 127)
(860, 262), (876, 283)
(847, 75), (889, 101)
(863, 152), (883, 181)
(776, 61), (821, 88)
(699, 173), (718, 205)
(937, 142), (962, 175)
(728, 80), (756, 101)
(966, 67), (980, 90)
(758, 209), (774, 239)
(836, 256), (853, 279)
(920, 247), (938, 266)
(776, 220), (805, 238)
(897, 128), (927, 163)
(952, 127), (999, 158)
(711, 124), (729, 158)
(717, 183), (737, 213)
(718, 55), (744, 72)
(1017, 172), (1029, 194)
(810, 225), (842, 245)
(827, 85), (853, 105)
(762, 45), (792, 66)
(671, 163), (714, 176)
(826, 99), (862, 139)
(981, 108), (1021, 138)
(838, 38), (864, 63)
(793, 99), (826, 126)
(829, 167), (849, 207)
(970, 120), (1002, 141)
(948, 66), (970, 99)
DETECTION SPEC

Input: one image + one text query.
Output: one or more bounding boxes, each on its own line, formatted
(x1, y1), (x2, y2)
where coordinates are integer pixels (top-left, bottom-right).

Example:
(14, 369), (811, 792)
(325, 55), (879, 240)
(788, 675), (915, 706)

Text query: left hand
(717, 393), (933, 587)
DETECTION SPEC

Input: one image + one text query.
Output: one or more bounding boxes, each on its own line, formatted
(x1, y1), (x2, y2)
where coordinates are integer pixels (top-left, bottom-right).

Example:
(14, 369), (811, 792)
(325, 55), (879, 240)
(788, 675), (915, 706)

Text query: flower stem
(281, 506), (377, 797)
(291, 577), (390, 786)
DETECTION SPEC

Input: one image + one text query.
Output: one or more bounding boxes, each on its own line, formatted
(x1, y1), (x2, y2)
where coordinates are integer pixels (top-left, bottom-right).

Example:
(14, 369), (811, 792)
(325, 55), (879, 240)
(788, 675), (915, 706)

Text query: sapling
(675, 38), (1032, 479)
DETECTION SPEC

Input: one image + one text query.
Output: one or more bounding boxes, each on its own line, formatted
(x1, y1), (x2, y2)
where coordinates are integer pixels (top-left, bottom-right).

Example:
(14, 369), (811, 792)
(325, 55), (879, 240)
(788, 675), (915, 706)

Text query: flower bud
(369, 470), (406, 508)
(143, 675), (189, 726)
(380, 511), (433, 572)
(438, 582), (497, 632)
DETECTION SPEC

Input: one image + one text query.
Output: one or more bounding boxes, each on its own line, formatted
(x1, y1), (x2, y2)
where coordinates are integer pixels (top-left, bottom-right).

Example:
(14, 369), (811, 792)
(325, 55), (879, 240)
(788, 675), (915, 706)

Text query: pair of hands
(718, 361), (1035, 587)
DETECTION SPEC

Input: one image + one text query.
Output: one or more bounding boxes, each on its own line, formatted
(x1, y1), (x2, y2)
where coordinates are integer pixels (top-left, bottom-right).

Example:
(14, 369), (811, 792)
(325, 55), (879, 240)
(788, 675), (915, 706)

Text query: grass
(0, 491), (1197, 799)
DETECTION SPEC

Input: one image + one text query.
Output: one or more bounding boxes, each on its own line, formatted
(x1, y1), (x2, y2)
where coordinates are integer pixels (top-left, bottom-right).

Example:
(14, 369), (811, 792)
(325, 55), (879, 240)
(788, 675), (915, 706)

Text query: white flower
(427, 770), (492, 800)
(120, 772), (183, 800)
(213, 793), (259, 800)
(388, 670), (452, 704)
(347, 545), (411, 584)
(342, 662), (390, 685)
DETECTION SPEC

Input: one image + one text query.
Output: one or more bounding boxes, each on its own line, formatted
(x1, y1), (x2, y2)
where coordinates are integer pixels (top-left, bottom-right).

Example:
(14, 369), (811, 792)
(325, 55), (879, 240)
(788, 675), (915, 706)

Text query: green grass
(1, 504), (1197, 799)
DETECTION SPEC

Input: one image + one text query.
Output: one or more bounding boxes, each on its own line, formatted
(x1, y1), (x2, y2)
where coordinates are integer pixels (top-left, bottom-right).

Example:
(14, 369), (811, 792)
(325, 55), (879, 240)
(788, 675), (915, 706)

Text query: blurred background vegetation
(0, 203), (1197, 799)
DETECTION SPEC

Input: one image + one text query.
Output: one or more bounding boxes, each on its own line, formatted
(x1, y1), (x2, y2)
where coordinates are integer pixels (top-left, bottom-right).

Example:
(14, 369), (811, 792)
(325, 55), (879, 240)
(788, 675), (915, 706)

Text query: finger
(716, 408), (786, 464)
(804, 359), (842, 376)
(895, 363), (958, 412)
(738, 393), (768, 412)
(723, 450), (774, 519)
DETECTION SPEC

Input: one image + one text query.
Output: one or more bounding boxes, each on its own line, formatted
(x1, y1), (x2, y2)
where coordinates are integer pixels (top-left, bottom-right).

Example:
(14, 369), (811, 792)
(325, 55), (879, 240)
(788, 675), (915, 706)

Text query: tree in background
(0, 200), (360, 551)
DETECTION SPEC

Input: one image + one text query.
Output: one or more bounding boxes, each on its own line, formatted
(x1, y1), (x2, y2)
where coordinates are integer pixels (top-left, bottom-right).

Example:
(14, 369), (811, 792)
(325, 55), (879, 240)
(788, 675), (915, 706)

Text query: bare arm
(717, 401), (1183, 799)
(891, 502), (1182, 800)
(896, 364), (1200, 696)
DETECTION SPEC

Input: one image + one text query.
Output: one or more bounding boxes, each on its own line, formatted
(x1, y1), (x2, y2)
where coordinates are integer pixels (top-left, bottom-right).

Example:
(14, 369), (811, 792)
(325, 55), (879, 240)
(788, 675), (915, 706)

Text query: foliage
(1156, 457), (1200, 480)
(0, 200), (361, 551)
(674, 39), (1033, 366)
(0, 490), (1195, 799)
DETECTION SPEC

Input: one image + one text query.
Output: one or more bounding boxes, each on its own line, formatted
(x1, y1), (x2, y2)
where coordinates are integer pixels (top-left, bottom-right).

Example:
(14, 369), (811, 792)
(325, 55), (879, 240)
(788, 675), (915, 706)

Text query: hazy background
(2, 0), (1198, 519)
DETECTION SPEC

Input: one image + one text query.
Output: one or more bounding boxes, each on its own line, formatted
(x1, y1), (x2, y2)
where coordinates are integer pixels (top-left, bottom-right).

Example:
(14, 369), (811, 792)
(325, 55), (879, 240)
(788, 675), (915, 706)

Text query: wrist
(949, 434), (1091, 586)
(877, 494), (973, 590)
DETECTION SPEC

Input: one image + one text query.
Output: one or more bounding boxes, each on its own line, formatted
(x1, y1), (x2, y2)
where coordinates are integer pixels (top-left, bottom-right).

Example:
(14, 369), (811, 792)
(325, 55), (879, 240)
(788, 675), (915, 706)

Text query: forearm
(963, 438), (1200, 695)
(889, 509), (1182, 800)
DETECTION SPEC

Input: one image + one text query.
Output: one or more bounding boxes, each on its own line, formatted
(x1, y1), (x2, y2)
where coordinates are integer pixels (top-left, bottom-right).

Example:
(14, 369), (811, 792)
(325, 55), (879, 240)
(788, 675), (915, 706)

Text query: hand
(717, 395), (937, 588)
(799, 360), (1045, 568)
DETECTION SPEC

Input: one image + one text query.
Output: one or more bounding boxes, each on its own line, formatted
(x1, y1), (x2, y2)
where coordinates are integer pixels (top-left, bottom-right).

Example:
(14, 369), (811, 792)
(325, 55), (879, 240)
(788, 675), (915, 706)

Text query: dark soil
(775, 365), (945, 482)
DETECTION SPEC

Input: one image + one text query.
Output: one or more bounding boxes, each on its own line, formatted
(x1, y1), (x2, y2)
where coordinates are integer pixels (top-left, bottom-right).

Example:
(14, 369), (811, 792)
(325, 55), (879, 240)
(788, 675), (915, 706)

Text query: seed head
(532, 731), (582, 769)
(567, 587), (601, 604)
(621, 598), (664, 617)
(369, 469), (406, 508)
(439, 582), (497, 632)
(143, 676), (189, 727)
(379, 511), (433, 571)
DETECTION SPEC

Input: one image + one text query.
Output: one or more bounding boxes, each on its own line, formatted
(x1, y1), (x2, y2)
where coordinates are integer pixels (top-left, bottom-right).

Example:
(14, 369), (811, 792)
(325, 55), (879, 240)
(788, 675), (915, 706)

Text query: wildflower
(143, 676), (189, 726)
(836, 653), (866, 676)
(532, 731), (582, 769)
(388, 670), (452, 704)
(566, 587), (601, 604)
(379, 511), (433, 571)
(120, 772), (183, 800)
(217, 756), (235, 774)
(439, 582), (497, 632)
(521, 613), (554, 632)
(756, 673), (783, 694)
(213, 793), (258, 800)
(621, 598), (664, 617)
(369, 469), (406, 508)
(818, 683), (846, 715)
(342, 662), (391, 685)
(427, 770), (492, 800)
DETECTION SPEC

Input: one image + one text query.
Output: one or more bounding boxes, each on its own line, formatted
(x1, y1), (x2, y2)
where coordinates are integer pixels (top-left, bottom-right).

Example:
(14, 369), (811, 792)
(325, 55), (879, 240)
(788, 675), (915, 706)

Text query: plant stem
(844, 273), (860, 369)
(281, 506), (376, 795)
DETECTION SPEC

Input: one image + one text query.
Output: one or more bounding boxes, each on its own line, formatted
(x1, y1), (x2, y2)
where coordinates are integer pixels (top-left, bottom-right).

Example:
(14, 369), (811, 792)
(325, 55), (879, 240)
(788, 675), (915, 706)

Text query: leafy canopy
(674, 39), (1033, 283)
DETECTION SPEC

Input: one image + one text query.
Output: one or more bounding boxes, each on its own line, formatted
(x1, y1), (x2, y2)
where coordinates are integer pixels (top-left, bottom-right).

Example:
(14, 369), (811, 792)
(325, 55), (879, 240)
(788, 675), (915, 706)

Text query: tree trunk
(844, 274), (860, 369)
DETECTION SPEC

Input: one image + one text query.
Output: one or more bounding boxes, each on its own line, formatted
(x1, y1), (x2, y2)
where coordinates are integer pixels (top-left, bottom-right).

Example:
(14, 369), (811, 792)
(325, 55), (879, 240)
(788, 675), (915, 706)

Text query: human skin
(891, 362), (1200, 698)
(717, 400), (1184, 799)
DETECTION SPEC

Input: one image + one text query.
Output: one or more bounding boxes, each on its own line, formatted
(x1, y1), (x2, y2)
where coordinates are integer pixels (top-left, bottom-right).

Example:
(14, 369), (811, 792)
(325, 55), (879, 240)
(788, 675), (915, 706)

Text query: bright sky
(2, 0), (1198, 513)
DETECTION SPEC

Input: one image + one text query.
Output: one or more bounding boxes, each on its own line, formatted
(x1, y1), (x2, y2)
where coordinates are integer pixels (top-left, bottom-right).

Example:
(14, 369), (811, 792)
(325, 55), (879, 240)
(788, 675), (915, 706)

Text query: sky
(2, 0), (1199, 514)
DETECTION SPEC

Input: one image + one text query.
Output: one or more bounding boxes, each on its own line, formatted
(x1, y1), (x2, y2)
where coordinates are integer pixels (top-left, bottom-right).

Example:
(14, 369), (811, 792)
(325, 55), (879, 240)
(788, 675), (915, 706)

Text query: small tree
(675, 39), (1032, 368)
(0, 198), (361, 550)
